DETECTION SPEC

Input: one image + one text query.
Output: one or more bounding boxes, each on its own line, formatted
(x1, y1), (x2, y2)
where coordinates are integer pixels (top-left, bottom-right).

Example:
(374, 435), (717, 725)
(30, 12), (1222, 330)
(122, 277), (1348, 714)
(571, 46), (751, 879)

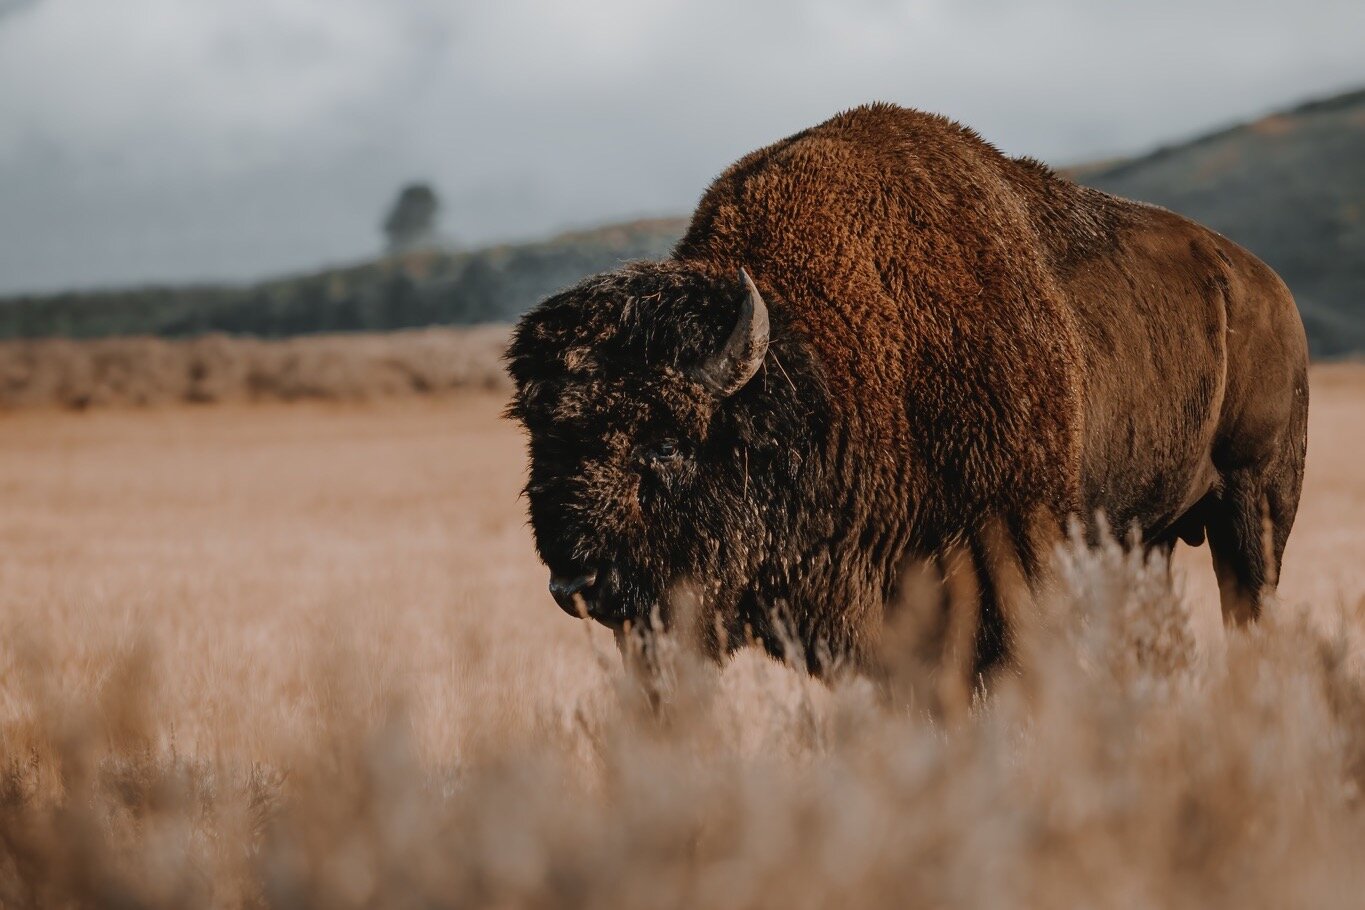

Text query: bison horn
(691, 268), (770, 397)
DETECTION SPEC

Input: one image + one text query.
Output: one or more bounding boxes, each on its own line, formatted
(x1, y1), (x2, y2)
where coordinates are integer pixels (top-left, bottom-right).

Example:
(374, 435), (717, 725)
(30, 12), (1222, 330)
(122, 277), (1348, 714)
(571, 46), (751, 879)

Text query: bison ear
(689, 268), (770, 397)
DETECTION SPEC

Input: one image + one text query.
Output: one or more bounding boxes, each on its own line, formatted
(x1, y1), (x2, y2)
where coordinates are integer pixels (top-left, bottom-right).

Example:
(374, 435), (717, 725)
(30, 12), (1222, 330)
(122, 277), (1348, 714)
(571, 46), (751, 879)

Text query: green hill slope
(1076, 88), (1365, 357)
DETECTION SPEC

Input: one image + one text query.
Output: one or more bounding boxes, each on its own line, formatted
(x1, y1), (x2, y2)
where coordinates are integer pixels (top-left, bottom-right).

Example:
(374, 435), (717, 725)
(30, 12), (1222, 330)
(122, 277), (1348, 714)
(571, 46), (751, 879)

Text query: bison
(505, 103), (1308, 677)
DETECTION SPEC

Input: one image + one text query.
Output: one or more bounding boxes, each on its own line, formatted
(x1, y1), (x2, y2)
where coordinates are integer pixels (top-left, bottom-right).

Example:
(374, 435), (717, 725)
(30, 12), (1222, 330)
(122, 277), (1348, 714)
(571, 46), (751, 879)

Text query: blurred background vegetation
(2, 87), (1362, 358)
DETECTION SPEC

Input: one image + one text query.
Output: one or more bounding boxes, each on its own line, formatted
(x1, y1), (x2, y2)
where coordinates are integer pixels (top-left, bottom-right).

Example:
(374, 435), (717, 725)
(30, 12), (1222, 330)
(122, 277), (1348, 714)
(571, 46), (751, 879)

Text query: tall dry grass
(0, 375), (1363, 907)
(3, 544), (1365, 907)
(0, 327), (511, 410)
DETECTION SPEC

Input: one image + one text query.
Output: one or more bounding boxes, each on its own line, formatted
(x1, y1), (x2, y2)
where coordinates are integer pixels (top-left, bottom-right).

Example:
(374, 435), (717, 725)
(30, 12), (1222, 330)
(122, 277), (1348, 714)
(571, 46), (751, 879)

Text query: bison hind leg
(1205, 461), (1301, 625)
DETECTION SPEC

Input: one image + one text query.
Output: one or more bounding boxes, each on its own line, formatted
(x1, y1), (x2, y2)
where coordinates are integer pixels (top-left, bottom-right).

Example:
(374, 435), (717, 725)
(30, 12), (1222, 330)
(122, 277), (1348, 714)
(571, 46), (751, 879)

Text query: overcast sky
(1, 0), (1363, 294)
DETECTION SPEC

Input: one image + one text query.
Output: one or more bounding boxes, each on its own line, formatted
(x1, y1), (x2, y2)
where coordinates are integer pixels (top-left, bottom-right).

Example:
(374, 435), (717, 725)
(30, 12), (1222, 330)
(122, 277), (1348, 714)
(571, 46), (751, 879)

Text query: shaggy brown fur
(507, 103), (1309, 676)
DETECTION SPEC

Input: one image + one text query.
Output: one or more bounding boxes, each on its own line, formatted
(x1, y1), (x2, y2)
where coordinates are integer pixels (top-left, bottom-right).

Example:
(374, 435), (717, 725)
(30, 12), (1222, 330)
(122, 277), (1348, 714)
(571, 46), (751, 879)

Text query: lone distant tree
(382, 183), (441, 254)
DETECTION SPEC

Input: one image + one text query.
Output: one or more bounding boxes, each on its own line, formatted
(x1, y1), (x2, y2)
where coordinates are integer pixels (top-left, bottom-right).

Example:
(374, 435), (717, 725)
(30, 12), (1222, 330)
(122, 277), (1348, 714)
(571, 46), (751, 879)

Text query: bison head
(505, 262), (823, 651)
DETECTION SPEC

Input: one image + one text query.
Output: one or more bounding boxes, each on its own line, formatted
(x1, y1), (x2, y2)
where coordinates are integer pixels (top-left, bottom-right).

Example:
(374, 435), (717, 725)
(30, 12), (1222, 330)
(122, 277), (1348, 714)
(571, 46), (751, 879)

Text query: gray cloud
(0, 0), (37, 17)
(1, 0), (1363, 293)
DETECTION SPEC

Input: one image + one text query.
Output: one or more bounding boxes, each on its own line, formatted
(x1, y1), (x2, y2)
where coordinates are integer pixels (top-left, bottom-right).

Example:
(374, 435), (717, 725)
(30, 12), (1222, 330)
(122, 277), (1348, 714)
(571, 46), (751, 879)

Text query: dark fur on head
(505, 262), (831, 658)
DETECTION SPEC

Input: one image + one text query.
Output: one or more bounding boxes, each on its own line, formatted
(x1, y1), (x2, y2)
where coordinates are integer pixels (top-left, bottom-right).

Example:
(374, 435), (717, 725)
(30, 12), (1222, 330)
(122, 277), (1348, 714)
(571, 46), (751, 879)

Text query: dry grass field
(1, 364), (1364, 907)
(0, 327), (511, 410)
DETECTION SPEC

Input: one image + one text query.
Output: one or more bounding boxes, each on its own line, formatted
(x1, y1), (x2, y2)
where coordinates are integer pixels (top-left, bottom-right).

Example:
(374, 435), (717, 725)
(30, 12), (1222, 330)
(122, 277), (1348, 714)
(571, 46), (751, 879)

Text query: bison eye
(642, 439), (682, 463)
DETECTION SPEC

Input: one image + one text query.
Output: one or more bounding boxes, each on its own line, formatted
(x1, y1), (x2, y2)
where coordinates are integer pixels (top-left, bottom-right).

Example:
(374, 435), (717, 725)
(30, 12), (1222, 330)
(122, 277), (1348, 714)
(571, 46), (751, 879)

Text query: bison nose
(549, 570), (599, 617)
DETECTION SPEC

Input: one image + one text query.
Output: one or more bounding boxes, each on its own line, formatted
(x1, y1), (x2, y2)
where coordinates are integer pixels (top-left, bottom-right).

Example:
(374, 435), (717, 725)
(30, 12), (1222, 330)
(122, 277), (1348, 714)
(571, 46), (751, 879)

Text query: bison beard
(505, 103), (1309, 681)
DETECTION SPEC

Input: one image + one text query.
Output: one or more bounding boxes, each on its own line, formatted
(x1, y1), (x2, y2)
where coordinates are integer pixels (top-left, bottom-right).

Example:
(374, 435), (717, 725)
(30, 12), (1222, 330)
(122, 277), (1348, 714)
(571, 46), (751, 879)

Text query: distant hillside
(1076, 88), (1365, 358)
(3, 87), (1363, 356)
(0, 218), (685, 340)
